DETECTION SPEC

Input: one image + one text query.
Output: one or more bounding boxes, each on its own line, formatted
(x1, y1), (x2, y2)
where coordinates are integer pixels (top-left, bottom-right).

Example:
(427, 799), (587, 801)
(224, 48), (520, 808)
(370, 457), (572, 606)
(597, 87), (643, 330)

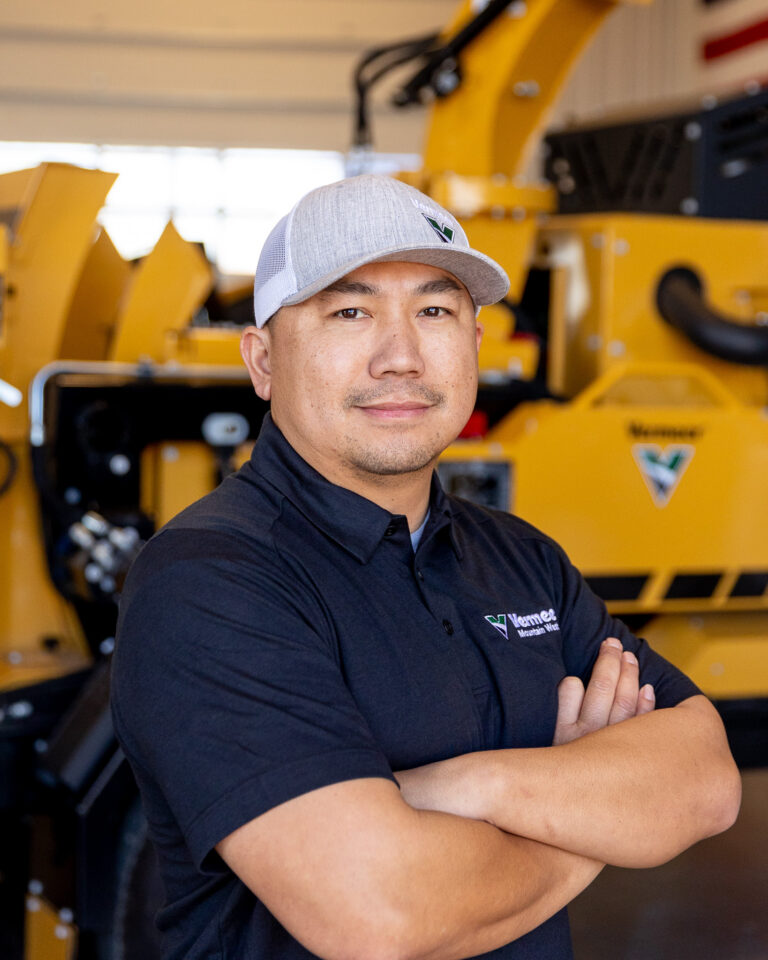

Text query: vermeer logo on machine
(632, 443), (694, 507)
(485, 609), (560, 640)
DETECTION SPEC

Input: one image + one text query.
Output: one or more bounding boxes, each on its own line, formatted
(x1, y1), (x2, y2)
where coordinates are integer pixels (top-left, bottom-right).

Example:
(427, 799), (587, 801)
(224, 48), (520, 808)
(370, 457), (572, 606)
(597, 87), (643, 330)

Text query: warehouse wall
(1, 0), (766, 157)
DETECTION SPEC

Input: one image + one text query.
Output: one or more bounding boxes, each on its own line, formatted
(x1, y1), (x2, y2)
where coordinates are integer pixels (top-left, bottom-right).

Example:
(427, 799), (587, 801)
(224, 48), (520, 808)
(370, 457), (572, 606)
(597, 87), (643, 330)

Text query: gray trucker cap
(252, 174), (509, 327)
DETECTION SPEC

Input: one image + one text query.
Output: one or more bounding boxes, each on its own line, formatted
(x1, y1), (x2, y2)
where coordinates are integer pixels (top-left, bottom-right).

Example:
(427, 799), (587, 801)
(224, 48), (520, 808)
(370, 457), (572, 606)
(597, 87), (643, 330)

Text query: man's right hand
(552, 637), (655, 746)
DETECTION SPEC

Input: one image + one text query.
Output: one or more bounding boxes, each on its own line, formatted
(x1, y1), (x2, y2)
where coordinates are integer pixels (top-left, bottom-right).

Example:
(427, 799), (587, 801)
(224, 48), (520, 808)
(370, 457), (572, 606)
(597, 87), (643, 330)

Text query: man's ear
(476, 319), (484, 352)
(240, 325), (273, 401)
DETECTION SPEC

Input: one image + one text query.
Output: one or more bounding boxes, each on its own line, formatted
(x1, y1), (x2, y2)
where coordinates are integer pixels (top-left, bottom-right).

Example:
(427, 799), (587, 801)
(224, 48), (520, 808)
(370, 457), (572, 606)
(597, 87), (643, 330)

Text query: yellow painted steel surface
(109, 221), (214, 363)
(541, 214), (768, 406)
(642, 613), (768, 699)
(25, 895), (77, 960)
(0, 164), (117, 442)
(425, 0), (649, 179)
(140, 441), (220, 530)
(60, 227), (131, 361)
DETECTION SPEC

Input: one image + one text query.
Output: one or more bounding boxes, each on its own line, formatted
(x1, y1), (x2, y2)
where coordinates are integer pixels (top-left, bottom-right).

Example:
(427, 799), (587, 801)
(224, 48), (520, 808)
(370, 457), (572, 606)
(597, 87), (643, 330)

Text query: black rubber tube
(656, 267), (768, 366)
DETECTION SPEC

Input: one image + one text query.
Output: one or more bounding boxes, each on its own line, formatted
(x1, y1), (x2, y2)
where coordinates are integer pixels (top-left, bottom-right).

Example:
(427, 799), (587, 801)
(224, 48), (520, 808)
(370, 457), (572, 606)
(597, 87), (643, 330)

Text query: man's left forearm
(397, 695), (741, 868)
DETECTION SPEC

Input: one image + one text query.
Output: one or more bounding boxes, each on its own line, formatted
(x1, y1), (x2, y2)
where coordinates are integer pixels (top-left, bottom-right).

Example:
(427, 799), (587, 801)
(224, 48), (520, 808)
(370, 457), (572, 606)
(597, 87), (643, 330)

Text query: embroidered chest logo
(485, 609), (560, 640)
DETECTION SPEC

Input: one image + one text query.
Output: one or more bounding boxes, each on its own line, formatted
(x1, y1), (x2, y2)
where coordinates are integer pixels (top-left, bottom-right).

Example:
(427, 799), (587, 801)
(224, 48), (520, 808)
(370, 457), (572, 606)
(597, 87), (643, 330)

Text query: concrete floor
(569, 767), (768, 960)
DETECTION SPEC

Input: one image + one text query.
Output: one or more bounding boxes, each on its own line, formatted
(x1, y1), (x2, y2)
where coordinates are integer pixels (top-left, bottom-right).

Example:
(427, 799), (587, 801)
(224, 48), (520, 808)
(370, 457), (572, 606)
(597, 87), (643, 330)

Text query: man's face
(241, 260), (482, 491)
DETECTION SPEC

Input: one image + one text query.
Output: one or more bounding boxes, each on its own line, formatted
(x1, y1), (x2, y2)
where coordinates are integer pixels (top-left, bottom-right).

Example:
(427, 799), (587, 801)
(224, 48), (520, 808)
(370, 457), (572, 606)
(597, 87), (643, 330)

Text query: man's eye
(420, 306), (448, 318)
(335, 307), (366, 320)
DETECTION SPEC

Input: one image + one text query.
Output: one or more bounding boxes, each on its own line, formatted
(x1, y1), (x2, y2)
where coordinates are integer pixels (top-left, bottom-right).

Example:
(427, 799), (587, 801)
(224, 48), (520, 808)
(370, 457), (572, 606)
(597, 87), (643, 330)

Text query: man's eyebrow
(415, 277), (464, 296)
(318, 280), (380, 298)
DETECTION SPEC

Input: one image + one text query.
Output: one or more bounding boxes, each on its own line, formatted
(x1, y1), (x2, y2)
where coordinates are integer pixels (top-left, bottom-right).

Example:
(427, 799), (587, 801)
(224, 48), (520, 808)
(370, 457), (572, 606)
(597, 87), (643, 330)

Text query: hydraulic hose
(656, 267), (768, 366)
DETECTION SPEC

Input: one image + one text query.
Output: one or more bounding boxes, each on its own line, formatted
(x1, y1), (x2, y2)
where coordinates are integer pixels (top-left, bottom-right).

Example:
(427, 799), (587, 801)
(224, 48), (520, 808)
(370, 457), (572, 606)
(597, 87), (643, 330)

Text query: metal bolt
(590, 234), (605, 249)
(58, 908), (74, 924)
(709, 662), (725, 677)
(26, 897), (41, 913)
(84, 563), (102, 583)
(558, 176), (576, 194)
(55, 925), (70, 940)
(684, 122), (702, 141)
(513, 80), (540, 98)
(99, 575), (117, 594)
(756, 312), (768, 326)
(28, 880), (43, 896)
(490, 205), (506, 220)
(721, 158), (748, 179)
(508, 1), (527, 17)
(109, 526), (140, 552)
(491, 172), (507, 185)
(34, 739), (48, 754)
(64, 487), (82, 505)
(608, 340), (626, 357)
(82, 512), (110, 536)
(7, 651), (23, 665)
(9, 701), (33, 719)
(680, 197), (699, 215)
(614, 238), (630, 255)
(512, 206), (526, 221)
(745, 79), (761, 96)
(162, 445), (179, 463)
(586, 334), (602, 351)
(92, 541), (116, 570)
(69, 523), (95, 550)
(109, 453), (131, 476)
(552, 158), (570, 175)
(100, 637), (116, 656)
(434, 68), (460, 96)
(701, 93), (718, 110)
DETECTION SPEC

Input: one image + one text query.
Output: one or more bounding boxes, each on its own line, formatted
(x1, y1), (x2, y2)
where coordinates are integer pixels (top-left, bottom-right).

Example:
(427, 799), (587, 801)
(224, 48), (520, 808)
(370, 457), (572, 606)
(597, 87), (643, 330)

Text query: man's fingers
(552, 676), (585, 745)
(608, 650), (641, 725)
(556, 676), (585, 726)
(579, 637), (623, 729)
(637, 683), (656, 715)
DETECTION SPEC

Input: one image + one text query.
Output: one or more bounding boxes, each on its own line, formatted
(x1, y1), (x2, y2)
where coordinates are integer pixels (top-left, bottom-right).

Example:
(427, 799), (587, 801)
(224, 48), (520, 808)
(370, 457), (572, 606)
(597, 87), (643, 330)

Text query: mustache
(344, 383), (446, 408)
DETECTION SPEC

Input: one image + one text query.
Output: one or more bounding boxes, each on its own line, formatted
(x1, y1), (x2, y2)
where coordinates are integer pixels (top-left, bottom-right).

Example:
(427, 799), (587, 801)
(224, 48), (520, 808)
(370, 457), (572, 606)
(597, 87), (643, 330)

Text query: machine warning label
(632, 443), (694, 507)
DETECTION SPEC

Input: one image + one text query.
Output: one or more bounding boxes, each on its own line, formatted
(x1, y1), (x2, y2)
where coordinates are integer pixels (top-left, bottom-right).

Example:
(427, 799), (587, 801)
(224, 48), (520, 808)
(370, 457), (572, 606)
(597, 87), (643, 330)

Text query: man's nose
(369, 316), (426, 379)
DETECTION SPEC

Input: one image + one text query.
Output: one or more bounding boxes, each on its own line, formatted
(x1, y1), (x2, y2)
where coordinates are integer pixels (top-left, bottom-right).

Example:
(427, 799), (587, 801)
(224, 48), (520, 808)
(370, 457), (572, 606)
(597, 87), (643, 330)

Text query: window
(0, 142), (418, 277)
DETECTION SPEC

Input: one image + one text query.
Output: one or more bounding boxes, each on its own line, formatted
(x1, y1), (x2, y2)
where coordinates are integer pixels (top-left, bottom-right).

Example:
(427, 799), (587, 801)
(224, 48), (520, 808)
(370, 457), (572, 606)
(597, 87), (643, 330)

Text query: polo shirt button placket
(442, 619), (454, 636)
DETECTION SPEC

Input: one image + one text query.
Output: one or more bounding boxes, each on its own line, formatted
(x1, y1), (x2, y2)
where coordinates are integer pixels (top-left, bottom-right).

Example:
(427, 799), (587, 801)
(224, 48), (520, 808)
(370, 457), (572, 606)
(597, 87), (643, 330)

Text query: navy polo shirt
(112, 413), (699, 960)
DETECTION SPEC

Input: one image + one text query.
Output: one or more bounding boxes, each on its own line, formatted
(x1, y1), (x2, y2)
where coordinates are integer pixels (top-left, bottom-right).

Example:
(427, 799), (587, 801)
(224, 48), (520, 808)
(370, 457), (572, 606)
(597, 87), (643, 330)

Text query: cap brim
(281, 243), (510, 310)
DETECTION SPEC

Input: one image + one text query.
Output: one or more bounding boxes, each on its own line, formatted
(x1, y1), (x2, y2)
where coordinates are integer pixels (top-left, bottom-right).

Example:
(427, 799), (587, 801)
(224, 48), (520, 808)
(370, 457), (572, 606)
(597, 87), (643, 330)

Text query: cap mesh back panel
(253, 214), (297, 325)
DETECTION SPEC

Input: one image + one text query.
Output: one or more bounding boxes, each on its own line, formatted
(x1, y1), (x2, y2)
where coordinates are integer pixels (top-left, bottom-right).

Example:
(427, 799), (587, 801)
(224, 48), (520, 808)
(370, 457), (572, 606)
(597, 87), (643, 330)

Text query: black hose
(656, 267), (768, 366)
(0, 439), (17, 498)
(353, 33), (440, 148)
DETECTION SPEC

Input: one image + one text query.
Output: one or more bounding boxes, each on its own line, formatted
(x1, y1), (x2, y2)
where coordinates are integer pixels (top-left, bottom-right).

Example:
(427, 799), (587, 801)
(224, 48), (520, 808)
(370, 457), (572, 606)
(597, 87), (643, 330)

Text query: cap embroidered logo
(423, 215), (455, 243)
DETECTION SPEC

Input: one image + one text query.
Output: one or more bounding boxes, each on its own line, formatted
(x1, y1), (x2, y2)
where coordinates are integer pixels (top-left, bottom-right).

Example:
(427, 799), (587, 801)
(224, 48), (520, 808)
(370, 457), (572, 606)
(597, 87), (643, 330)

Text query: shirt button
(384, 524), (396, 537)
(442, 619), (454, 636)
(416, 568), (424, 581)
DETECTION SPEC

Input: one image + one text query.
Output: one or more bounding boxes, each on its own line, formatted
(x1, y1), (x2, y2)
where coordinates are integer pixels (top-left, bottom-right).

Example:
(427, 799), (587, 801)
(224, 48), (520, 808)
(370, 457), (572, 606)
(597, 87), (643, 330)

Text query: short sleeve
(544, 541), (701, 708)
(111, 528), (396, 871)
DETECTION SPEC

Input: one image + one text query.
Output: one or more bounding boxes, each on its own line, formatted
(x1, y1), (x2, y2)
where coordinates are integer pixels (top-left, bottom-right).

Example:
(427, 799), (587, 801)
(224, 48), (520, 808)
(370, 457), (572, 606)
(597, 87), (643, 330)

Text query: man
(112, 174), (740, 960)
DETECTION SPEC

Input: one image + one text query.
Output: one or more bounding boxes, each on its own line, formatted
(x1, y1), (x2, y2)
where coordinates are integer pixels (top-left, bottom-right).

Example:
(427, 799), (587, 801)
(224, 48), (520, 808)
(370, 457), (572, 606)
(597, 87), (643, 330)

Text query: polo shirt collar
(248, 414), (460, 563)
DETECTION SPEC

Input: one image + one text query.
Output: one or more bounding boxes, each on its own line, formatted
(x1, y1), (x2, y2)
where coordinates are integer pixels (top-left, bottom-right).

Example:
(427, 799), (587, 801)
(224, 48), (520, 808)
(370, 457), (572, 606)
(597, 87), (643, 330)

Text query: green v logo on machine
(632, 444), (694, 507)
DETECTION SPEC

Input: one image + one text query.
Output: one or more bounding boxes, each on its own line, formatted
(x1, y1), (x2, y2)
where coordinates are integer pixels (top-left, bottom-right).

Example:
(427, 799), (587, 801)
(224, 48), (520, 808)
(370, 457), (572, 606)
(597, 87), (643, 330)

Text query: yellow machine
(2, 0), (766, 956)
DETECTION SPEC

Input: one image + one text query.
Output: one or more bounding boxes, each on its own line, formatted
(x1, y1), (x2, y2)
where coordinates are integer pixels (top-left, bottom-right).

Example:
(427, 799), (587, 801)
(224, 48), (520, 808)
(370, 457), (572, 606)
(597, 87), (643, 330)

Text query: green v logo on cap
(632, 443), (694, 507)
(423, 215), (455, 244)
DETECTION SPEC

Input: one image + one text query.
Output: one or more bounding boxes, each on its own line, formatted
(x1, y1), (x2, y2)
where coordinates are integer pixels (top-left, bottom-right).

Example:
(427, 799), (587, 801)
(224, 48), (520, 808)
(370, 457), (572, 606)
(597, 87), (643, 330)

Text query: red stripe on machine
(703, 16), (768, 61)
